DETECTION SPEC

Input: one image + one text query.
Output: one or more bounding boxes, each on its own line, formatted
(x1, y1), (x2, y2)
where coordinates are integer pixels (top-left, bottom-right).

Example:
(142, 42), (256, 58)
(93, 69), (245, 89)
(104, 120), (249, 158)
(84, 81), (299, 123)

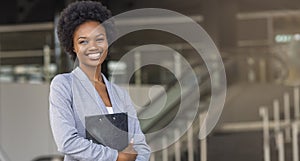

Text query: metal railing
(259, 86), (300, 161)
(141, 57), (233, 161)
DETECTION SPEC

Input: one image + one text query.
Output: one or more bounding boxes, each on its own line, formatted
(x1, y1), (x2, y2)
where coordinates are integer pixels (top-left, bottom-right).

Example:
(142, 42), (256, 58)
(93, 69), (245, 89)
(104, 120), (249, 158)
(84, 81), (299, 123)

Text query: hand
(116, 139), (137, 161)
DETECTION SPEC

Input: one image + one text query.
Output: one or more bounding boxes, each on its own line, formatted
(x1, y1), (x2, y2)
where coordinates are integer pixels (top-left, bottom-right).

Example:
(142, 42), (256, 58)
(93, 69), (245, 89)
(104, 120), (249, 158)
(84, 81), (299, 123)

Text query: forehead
(74, 21), (106, 37)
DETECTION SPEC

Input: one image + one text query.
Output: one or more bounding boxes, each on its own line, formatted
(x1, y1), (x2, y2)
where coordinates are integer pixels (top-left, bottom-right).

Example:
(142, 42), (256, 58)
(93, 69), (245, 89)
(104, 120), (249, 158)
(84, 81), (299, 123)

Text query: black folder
(85, 112), (128, 151)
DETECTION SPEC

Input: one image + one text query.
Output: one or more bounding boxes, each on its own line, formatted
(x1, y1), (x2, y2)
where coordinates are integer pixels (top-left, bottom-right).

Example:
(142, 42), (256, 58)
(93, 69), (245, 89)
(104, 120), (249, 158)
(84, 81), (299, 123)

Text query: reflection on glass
(0, 64), (57, 84)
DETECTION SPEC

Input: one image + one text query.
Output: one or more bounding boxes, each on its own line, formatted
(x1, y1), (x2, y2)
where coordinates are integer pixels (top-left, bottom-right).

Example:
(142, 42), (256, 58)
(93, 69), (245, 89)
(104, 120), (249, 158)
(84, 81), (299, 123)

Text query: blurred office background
(0, 0), (300, 161)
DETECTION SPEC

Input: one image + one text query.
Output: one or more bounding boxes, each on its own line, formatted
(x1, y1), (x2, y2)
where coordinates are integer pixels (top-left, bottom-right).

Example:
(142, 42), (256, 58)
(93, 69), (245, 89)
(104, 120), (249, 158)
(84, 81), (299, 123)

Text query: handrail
(140, 58), (233, 133)
(138, 62), (207, 132)
(140, 61), (206, 110)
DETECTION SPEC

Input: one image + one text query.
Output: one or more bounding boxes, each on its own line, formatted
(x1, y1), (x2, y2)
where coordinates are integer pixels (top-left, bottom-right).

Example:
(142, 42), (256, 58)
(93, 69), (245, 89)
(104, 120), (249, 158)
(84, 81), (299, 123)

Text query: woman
(49, 1), (151, 161)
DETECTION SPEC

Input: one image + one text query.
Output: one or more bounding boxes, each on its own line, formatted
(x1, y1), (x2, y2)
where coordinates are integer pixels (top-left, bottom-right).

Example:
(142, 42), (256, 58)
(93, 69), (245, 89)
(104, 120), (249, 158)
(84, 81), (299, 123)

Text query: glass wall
(0, 23), (57, 84)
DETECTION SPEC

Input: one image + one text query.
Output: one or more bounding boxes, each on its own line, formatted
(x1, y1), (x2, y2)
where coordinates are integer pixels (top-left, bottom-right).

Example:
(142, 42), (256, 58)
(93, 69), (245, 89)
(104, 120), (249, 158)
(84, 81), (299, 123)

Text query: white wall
(0, 83), (163, 161)
(0, 83), (58, 161)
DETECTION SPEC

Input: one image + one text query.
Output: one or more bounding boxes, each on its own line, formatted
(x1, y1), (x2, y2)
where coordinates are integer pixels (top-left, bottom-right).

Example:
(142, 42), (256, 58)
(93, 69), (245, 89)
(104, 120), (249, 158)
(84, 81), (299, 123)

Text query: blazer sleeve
(123, 89), (151, 161)
(49, 75), (118, 161)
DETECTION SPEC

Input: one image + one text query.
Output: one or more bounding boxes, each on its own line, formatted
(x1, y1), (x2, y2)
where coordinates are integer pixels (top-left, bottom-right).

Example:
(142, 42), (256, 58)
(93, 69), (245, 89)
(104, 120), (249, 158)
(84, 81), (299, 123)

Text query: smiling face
(73, 21), (108, 69)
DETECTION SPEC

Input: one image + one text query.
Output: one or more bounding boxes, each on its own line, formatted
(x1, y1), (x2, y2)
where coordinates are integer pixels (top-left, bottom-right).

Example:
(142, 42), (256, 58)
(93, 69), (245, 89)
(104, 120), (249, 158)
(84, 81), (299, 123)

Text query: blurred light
(0, 75), (13, 82)
(108, 61), (127, 75)
(294, 34), (300, 41)
(275, 33), (300, 43)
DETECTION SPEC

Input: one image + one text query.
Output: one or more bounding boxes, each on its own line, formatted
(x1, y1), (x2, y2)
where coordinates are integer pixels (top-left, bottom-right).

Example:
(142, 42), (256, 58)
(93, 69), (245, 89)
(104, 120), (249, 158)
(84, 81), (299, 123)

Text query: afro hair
(57, 1), (115, 61)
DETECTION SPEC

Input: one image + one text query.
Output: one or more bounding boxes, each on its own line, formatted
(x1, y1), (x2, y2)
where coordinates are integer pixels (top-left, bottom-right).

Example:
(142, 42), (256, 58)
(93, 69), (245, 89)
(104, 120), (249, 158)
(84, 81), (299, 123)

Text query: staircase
(138, 61), (300, 161)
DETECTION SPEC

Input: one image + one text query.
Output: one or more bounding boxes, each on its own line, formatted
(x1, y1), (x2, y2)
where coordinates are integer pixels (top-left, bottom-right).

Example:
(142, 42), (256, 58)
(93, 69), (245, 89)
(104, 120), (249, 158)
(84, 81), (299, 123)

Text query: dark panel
(0, 0), (18, 24)
(274, 16), (300, 34)
(0, 56), (55, 65)
(237, 19), (268, 41)
(17, 0), (55, 23)
(0, 30), (54, 51)
(239, 0), (300, 12)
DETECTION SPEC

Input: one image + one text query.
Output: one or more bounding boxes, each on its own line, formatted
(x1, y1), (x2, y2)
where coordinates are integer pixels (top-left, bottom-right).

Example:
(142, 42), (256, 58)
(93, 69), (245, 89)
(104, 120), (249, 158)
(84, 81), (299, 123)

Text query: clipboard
(85, 112), (128, 151)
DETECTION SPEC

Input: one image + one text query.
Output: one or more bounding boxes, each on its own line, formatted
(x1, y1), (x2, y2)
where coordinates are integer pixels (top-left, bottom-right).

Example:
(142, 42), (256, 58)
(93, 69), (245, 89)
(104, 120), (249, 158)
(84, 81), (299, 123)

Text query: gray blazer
(49, 67), (150, 161)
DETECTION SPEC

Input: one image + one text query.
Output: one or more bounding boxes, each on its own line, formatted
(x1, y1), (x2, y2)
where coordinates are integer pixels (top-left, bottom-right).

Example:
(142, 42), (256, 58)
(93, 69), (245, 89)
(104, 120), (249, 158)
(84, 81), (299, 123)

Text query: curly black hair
(57, 1), (115, 61)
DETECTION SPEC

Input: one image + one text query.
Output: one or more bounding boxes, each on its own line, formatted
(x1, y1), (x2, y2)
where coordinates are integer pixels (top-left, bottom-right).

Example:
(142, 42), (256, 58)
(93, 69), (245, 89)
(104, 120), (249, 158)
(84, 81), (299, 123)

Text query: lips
(87, 52), (101, 60)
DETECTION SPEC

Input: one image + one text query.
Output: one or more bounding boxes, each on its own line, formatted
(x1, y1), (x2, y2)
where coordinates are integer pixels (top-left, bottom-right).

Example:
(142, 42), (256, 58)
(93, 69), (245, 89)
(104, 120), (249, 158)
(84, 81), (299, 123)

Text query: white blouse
(106, 107), (114, 114)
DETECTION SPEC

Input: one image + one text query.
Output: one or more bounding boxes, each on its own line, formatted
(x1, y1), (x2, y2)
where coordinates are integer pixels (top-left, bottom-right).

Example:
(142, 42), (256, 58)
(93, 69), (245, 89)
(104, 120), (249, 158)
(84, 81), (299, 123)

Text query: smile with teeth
(87, 52), (101, 60)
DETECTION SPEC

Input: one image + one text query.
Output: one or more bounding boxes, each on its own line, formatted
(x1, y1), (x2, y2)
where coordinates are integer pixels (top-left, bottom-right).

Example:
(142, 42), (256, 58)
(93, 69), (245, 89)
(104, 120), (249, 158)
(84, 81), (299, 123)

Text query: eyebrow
(77, 33), (105, 40)
(95, 33), (105, 37)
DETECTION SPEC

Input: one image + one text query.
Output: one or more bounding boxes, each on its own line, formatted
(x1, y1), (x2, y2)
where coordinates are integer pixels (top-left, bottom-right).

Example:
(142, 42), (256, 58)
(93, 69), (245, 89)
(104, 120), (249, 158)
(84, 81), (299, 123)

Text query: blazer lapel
(72, 67), (105, 114)
(102, 74), (123, 113)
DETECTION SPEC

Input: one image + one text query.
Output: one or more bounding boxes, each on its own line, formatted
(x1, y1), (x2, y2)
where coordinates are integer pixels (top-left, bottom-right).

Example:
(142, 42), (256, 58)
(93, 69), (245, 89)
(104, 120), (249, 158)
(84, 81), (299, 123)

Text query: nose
(87, 40), (98, 51)
(88, 41), (105, 54)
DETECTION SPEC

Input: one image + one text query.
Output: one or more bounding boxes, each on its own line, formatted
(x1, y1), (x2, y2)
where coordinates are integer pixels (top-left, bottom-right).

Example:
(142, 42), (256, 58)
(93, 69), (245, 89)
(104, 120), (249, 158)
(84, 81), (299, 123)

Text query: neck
(79, 64), (103, 83)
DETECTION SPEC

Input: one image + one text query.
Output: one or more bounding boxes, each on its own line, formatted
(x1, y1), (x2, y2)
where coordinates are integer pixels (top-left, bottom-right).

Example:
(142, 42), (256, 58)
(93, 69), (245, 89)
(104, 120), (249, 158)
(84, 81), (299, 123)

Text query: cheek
(74, 45), (86, 54)
(101, 42), (109, 51)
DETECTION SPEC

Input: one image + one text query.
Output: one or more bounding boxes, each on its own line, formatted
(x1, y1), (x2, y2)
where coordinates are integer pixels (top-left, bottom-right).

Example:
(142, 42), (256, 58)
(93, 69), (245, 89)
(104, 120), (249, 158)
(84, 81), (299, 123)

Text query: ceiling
(0, 0), (299, 25)
(0, 0), (299, 66)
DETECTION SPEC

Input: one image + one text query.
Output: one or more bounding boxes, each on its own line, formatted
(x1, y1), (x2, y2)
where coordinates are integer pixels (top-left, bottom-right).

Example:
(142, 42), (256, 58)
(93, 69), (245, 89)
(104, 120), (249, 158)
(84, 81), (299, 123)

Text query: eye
(79, 40), (88, 44)
(96, 38), (105, 42)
